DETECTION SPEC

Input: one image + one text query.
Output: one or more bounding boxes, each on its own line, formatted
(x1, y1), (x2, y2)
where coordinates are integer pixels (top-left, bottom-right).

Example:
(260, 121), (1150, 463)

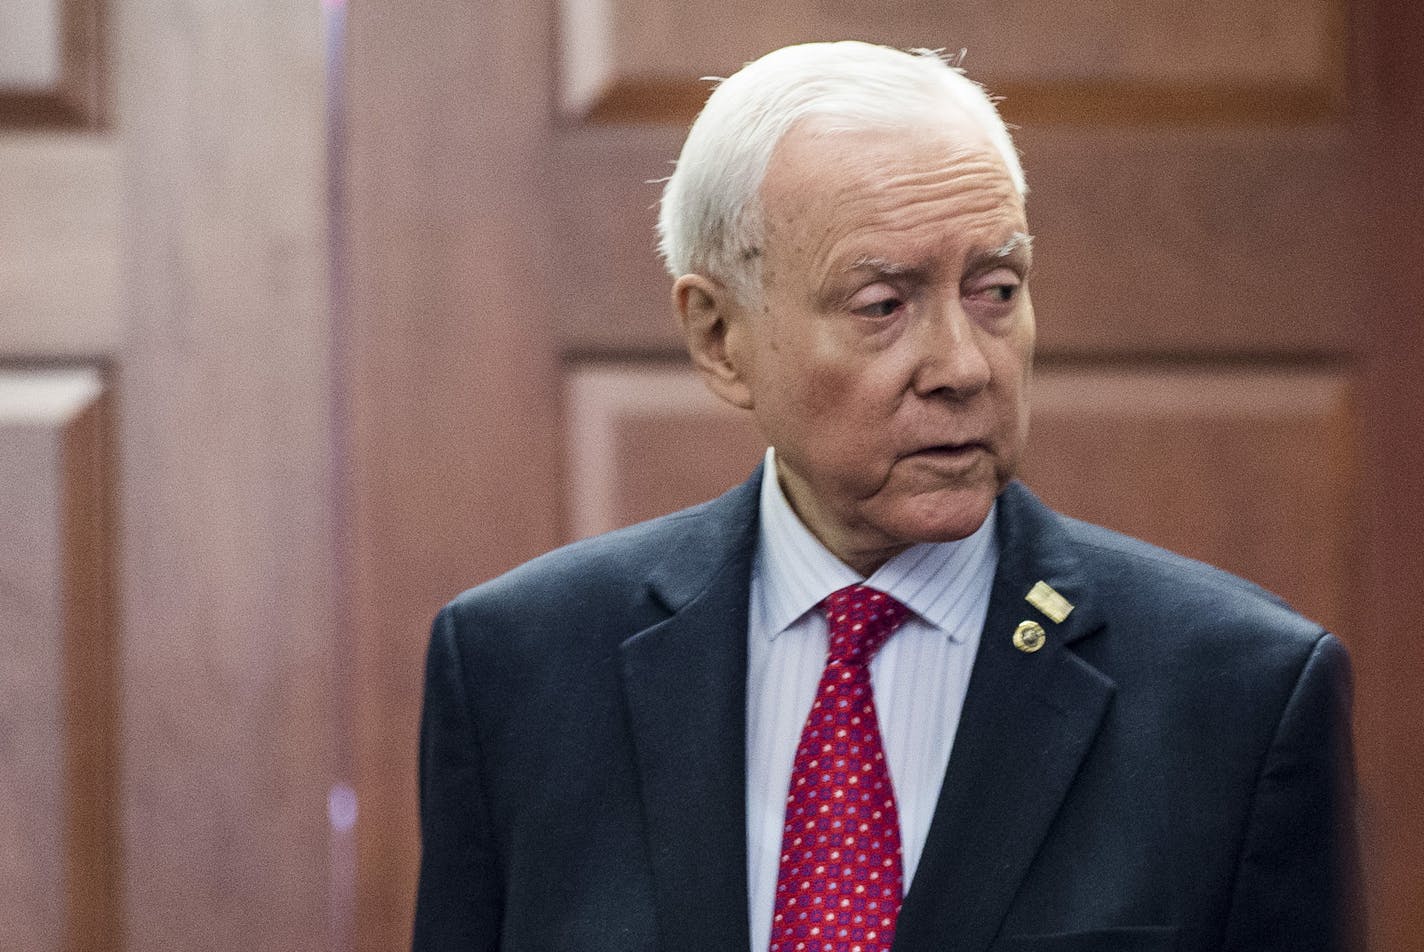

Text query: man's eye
(965, 269), (1023, 309)
(857, 297), (904, 318)
(846, 281), (906, 319)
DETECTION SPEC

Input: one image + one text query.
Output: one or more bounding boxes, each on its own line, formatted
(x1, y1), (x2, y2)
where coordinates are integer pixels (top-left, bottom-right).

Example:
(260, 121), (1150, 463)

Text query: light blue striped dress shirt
(746, 448), (998, 952)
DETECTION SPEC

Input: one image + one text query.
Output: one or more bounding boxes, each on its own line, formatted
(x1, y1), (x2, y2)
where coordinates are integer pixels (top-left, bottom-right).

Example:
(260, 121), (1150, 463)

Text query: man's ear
(673, 274), (755, 410)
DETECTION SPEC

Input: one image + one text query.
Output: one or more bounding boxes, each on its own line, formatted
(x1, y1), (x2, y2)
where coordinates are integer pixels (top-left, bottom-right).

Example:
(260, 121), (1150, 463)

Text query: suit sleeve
(411, 604), (503, 952)
(1222, 632), (1363, 952)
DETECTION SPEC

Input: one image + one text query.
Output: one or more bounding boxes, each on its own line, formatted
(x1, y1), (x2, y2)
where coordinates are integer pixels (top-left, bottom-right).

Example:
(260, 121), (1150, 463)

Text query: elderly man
(413, 42), (1357, 952)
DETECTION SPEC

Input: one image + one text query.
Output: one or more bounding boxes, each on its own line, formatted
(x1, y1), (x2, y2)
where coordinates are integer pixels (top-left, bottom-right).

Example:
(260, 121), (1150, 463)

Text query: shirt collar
(754, 448), (999, 643)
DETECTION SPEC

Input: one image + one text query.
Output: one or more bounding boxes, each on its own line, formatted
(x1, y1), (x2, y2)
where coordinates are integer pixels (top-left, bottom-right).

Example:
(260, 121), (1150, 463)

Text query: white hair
(655, 41), (1027, 303)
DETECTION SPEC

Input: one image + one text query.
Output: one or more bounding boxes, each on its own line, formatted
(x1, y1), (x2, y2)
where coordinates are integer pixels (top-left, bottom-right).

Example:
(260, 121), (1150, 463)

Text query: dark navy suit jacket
(413, 472), (1358, 952)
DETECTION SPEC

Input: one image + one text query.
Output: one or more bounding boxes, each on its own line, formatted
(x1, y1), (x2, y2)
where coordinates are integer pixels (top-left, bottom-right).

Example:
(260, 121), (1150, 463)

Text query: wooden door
(1, 1), (336, 950)
(345, 3), (1423, 952)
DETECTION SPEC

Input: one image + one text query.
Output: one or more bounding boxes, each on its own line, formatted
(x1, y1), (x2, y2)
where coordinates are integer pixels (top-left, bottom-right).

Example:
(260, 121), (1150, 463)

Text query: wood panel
(115, 0), (336, 947)
(560, 0), (1344, 123)
(1021, 365), (1354, 636)
(567, 364), (765, 537)
(1021, 127), (1363, 359)
(1356, 1), (1424, 948)
(553, 125), (1362, 359)
(0, 0), (61, 89)
(0, 0), (106, 127)
(0, 368), (115, 952)
(344, 2), (565, 949)
(0, 135), (121, 357)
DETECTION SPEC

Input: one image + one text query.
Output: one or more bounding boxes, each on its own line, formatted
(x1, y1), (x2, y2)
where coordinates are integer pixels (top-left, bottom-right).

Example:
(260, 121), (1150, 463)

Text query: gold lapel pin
(1013, 620), (1047, 653)
(1025, 580), (1073, 623)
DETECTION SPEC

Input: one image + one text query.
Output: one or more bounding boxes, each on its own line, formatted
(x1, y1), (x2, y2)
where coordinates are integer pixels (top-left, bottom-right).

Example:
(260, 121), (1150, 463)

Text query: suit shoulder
(451, 501), (706, 605)
(438, 479), (756, 654)
(1056, 512), (1327, 651)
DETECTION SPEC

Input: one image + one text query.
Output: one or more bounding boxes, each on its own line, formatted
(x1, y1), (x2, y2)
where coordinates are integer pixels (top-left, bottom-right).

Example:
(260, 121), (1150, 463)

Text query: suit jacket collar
(894, 481), (1115, 952)
(619, 473), (1115, 952)
(619, 466), (763, 952)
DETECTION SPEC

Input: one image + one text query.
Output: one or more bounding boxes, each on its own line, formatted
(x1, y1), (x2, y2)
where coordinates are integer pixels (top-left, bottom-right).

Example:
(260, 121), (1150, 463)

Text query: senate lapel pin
(1013, 581), (1074, 653)
(1025, 580), (1074, 623)
(1013, 620), (1046, 653)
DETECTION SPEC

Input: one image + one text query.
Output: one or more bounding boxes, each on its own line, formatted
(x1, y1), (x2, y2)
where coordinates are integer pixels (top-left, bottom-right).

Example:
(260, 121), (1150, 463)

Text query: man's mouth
(906, 441), (988, 459)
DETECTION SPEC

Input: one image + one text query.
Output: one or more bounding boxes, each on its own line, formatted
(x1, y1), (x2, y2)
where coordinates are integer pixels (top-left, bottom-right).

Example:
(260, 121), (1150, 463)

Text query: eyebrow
(844, 255), (914, 276)
(842, 231), (1035, 277)
(994, 231), (1034, 258)
(967, 231), (1034, 272)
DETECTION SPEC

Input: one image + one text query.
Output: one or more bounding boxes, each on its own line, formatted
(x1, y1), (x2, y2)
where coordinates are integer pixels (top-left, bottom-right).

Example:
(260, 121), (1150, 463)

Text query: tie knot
(822, 584), (908, 666)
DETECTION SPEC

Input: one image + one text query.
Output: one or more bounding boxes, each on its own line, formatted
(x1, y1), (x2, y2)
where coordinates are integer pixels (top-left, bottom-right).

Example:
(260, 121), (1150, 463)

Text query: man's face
(724, 116), (1035, 573)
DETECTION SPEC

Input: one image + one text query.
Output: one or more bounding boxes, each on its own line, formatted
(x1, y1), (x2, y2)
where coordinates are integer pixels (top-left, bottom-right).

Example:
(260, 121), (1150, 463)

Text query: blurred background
(2, 0), (1421, 949)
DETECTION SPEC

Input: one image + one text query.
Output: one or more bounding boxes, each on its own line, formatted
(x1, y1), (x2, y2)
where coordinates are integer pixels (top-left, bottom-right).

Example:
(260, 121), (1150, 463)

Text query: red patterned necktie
(769, 585), (909, 952)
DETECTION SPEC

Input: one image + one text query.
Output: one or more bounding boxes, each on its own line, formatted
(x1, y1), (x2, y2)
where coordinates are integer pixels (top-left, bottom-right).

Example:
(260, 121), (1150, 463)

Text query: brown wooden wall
(347, 2), (1424, 951)
(1356, 0), (1424, 944)
(0, 370), (114, 952)
(0, 0), (336, 949)
(1, 0), (1421, 950)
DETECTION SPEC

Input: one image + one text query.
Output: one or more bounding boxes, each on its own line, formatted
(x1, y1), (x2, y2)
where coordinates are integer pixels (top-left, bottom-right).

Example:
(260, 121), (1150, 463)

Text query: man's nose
(911, 298), (991, 399)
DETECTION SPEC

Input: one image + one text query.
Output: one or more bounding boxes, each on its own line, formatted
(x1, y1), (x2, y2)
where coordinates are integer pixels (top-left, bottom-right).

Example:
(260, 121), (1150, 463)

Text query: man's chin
(876, 484), (1000, 545)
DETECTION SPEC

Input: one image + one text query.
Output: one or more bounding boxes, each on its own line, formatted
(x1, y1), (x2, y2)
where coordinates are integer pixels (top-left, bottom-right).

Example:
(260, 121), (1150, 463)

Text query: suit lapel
(617, 475), (1116, 952)
(894, 483), (1116, 952)
(619, 471), (761, 952)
